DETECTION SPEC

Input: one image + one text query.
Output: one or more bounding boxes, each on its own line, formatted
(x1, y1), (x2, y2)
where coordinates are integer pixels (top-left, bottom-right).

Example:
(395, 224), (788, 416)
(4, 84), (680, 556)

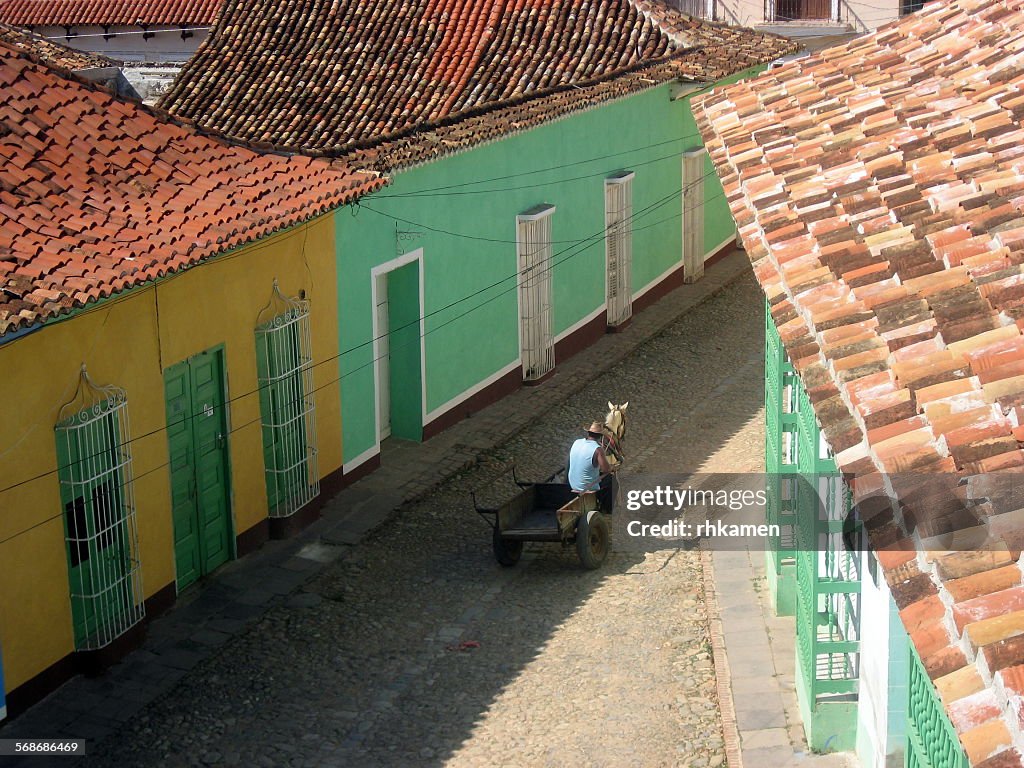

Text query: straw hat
(587, 421), (605, 434)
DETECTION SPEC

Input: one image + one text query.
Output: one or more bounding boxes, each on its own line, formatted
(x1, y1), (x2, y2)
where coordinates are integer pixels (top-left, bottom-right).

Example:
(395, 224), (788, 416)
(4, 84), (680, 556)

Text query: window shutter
(517, 205), (556, 382)
(605, 171), (634, 327)
(682, 148), (707, 283)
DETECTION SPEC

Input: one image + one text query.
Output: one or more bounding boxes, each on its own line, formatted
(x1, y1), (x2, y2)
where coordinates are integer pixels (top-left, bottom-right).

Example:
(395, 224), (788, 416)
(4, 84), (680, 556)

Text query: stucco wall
(28, 25), (207, 63)
(715, 0), (900, 31)
(856, 553), (909, 767)
(335, 73), (757, 467)
(0, 215), (341, 695)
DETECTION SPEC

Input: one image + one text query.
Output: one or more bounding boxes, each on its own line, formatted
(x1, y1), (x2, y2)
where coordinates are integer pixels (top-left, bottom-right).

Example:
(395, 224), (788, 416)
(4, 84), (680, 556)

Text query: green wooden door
(164, 348), (232, 591)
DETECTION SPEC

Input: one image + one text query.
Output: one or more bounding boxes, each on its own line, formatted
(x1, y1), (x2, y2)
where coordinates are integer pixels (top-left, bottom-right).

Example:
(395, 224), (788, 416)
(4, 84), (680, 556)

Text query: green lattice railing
(793, 368), (861, 709)
(765, 304), (861, 716)
(765, 301), (799, 574)
(907, 642), (968, 768)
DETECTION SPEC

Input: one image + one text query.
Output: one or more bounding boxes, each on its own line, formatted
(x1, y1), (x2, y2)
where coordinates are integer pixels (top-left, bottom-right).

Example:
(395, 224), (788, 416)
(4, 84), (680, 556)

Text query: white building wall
(30, 26), (207, 63)
(855, 551), (909, 767)
(713, 0), (900, 32)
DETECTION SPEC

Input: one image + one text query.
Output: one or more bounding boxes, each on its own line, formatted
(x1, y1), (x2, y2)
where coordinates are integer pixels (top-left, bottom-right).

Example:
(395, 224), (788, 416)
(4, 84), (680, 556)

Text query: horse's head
(605, 401), (628, 441)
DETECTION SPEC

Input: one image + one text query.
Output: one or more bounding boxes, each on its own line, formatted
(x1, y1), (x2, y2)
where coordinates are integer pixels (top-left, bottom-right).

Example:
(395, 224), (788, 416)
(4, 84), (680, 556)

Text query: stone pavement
(0, 250), (753, 766)
(631, 309), (855, 768)
(318, 248), (756, 534)
(711, 550), (854, 767)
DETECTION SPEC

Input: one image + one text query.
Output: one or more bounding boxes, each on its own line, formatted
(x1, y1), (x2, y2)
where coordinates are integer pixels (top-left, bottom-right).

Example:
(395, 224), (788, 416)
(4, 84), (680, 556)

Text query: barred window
(517, 204), (556, 382)
(256, 281), (319, 518)
(605, 171), (635, 328)
(682, 148), (707, 283)
(55, 366), (144, 650)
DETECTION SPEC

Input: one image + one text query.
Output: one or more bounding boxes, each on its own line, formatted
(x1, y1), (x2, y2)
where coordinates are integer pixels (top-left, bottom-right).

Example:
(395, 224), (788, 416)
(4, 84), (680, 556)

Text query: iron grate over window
(55, 366), (145, 651)
(256, 280), (319, 519)
(517, 205), (556, 382)
(682, 149), (707, 283)
(605, 171), (635, 328)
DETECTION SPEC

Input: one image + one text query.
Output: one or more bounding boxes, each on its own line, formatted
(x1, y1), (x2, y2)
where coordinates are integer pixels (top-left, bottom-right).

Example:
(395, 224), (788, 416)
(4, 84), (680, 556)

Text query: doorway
(372, 254), (424, 444)
(164, 346), (233, 591)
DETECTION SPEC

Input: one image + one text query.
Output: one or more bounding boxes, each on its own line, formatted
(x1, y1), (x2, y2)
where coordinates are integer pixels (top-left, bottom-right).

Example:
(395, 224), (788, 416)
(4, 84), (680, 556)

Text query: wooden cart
(473, 470), (618, 569)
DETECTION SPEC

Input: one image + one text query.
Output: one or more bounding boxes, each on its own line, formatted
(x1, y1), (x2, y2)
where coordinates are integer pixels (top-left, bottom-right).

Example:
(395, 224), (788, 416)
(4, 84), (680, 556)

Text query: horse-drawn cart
(473, 470), (618, 569)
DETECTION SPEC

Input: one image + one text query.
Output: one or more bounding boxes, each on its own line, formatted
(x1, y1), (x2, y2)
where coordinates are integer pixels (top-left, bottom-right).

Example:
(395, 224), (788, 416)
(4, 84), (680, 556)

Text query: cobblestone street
(23, 268), (769, 768)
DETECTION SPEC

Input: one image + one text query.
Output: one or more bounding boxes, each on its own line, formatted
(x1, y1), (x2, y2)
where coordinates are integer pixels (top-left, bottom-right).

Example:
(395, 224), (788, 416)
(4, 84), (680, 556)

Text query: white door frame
(370, 248), (426, 449)
(374, 273), (392, 439)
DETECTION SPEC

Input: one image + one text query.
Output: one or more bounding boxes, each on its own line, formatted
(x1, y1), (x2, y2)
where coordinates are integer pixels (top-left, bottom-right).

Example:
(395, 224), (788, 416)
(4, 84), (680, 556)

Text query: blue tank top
(568, 437), (600, 491)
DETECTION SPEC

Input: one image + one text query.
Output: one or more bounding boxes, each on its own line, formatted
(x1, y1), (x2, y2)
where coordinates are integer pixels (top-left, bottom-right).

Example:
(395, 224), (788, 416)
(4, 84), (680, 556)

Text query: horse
(603, 401), (628, 470)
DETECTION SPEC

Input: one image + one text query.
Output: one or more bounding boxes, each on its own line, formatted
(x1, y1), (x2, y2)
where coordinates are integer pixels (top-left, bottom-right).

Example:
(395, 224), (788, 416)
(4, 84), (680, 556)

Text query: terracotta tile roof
(693, 0), (1024, 762)
(0, 20), (110, 68)
(0, 40), (384, 338)
(158, 0), (796, 156)
(0, 0), (221, 27)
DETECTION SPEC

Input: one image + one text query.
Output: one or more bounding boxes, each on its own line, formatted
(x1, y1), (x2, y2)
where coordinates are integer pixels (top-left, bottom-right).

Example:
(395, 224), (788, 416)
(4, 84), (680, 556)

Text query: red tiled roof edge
(0, 0), (222, 27)
(345, 59), (753, 175)
(0, 39), (387, 339)
(691, 1), (1024, 762)
(168, 44), (797, 164)
(0, 21), (114, 69)
(158, 0), (797, 156)
(192, 43), (800, 170)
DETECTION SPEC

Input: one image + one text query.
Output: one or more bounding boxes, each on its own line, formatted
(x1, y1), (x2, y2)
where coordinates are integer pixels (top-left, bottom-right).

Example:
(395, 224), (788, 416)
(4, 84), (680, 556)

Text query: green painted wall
(387, 261), (423, 441)
(336, 68), (763, 464)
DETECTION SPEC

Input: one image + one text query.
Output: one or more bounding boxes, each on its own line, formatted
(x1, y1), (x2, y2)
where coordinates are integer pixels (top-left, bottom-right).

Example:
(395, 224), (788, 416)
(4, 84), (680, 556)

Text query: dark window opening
(64, 479), (120, 567)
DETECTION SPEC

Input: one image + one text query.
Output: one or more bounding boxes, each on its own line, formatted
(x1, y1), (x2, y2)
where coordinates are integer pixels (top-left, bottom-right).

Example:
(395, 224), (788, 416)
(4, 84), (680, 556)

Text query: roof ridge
(158, 0), (795, 153)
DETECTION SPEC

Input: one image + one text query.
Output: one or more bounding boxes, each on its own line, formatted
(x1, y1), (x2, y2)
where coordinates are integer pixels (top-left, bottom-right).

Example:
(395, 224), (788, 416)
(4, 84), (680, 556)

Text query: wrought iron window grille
(255, 280), (319, 519)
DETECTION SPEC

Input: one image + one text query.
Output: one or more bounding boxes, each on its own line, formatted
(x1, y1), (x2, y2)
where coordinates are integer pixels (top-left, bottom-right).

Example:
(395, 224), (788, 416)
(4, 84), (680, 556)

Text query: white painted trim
(632, 232), (736, 302)
(369, 248), (426, 449)
(704, 234), (737, 264)
(606, 170), (635, 184)
(632, 259), (684, 301)
(423, 359), (520, 425)
(344, 444), (381, 474)
(555, 304), (606, 343)
(517, 203), (557, 222)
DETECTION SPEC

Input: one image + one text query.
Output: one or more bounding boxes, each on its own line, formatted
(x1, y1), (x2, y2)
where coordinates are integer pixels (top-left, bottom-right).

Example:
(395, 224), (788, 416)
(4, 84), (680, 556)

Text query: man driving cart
(568, 420), (613, 493)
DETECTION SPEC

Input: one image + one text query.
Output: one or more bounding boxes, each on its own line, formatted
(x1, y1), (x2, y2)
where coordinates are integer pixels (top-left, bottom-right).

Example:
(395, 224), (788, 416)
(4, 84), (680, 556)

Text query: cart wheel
(493, 527), (522, 567)
(576, 511), (610, 569)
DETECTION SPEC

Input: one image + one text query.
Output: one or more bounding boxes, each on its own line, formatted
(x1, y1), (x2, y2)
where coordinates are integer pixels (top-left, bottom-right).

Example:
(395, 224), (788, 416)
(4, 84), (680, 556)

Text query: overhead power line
(0, 175), (733, 516)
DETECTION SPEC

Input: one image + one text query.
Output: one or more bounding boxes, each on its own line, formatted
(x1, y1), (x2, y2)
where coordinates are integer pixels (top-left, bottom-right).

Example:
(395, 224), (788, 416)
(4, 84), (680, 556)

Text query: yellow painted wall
(0, 214), (341, 695)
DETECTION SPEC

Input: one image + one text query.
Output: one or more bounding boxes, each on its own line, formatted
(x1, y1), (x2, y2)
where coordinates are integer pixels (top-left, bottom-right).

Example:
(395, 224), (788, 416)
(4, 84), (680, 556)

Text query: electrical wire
(359, 166), (722, 244)
(43, 26), (212, 41)
(0, 178), (722, 549)
(0, 176), (727, 516)
(370, 134), (709, 198)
